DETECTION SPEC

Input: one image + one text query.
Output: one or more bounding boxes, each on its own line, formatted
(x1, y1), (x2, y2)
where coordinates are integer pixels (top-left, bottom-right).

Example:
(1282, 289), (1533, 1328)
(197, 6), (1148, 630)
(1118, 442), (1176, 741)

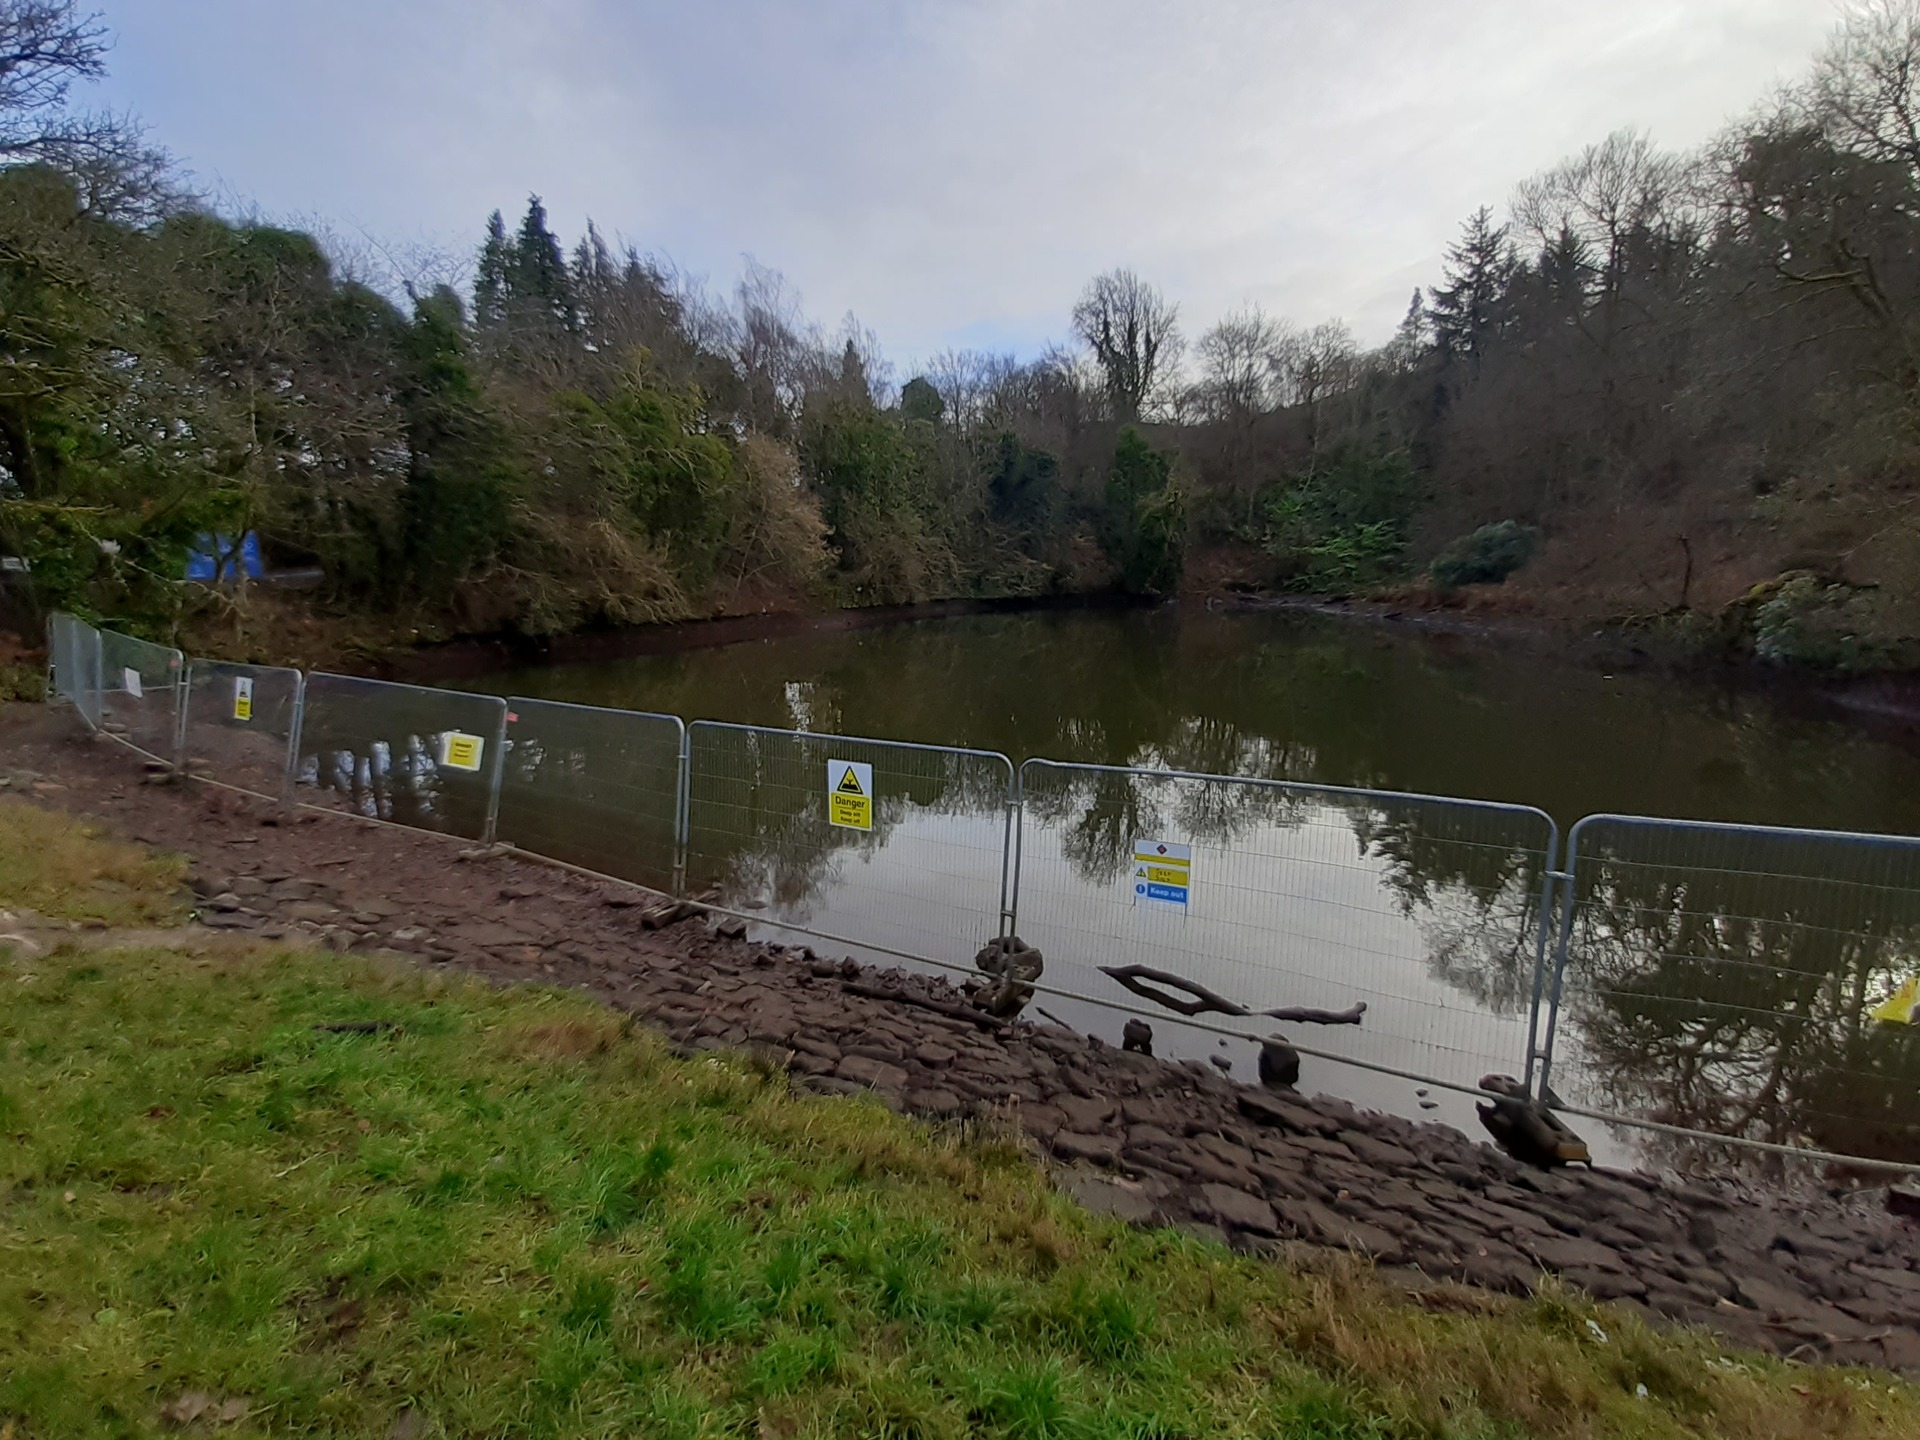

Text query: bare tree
(1512, 130), (1689, 301)
(0, 2), (172, 217)
(1807, 0), (1920, 183)
(1193, 304), (1292, 423)
(1070, 267), (1182, 422)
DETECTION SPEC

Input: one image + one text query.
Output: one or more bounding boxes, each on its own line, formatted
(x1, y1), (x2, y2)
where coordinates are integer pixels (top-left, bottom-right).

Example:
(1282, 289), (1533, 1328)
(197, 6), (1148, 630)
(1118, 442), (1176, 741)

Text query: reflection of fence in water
(293, 673), (506, 841)
(1012, 761), (1559, 1095)
(97, 629), (185, 761)
(685, 722), (1015, 973)
(180, 660), (304, 801)
(1546, 816), (1920, 1167)
(496, 697), (685, 892)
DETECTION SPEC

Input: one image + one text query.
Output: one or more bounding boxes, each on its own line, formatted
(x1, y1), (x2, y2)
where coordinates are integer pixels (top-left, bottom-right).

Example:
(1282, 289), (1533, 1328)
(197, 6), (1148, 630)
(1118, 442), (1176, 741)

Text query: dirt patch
(6, 700), (1920, 1375)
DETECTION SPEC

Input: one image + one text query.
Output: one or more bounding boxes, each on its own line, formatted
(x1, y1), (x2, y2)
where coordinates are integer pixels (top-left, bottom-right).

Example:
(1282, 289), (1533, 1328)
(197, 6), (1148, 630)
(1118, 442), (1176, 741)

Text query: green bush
(1752, 573), (1891, 670)
(1429, 521), (1539, 588)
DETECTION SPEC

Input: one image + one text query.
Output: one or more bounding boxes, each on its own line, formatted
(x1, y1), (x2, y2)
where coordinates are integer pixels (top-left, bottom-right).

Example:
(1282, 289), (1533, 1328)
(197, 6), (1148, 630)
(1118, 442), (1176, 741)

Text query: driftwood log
(1098, 964), (1366, 1026)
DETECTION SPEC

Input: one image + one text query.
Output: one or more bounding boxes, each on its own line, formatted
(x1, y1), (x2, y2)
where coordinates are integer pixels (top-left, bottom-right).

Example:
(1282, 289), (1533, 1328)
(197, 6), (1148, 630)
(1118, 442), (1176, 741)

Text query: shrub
(1429, 521), (1539, 588)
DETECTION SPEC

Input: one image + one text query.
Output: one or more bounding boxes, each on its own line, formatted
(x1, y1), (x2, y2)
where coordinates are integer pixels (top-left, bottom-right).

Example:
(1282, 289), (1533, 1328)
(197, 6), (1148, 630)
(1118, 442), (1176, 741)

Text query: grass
(0, 801), (1915, 1439)
(0, 796), (188, 927)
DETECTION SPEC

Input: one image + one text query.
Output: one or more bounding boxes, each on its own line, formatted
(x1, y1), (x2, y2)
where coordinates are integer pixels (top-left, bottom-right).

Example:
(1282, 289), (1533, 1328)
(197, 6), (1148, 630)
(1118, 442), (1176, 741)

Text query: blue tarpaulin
(186, 532), (262, 582)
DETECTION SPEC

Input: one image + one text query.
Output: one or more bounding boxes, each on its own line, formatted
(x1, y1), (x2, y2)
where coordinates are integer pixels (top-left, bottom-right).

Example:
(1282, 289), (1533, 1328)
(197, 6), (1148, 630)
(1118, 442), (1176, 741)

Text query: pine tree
(510, 195), (574, 331)
(473, 210), (509, 329)
(1429, 207), (1516, 369)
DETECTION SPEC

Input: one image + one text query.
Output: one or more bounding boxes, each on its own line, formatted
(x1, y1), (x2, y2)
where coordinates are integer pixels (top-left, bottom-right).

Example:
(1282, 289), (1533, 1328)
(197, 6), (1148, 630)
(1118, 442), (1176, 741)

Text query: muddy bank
(6, 703), (1920, 1375)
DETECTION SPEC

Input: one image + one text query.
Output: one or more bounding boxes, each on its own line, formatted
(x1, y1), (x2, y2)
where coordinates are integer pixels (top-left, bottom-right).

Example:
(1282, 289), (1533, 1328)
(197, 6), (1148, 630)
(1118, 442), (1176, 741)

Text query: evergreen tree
(473, 210), (509, 329)
(509, 195), (574, 331)
(1428, 207), (1516, 368)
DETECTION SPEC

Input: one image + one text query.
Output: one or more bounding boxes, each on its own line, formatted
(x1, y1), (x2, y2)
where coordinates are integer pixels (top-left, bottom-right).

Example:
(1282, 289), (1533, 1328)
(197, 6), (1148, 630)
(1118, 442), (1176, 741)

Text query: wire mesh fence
(1011, 761), (1560, 1121)
(495, 697), (685, 893)
(47, 611), (102, 729)
(42, 613), (1920, 1170)
(293, 672), (506, 841)
(179, 659), (304, 802)
(684, 721), (1015, 973)
(96, 628), (186, 762)
(1542, 815), (1920, 1169)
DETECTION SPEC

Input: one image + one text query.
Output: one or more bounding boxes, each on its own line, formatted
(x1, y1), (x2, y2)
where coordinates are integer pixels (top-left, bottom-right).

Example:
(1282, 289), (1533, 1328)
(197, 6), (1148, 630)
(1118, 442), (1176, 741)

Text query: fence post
(1523, 832), (1567, 1096)
(1534, 822), (1586, 1102)
(281, 673), (307, 810)
(480, 701), (510, 846)
(173, 657), (193, 772)
(672, 722), (693, 899)
(1001, 760), (1026, 942)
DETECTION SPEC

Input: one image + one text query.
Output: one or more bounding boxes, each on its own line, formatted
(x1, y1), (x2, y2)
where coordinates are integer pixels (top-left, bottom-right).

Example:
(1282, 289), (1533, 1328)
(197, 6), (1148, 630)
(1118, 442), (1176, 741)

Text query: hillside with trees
(5, 1), (1920, 670)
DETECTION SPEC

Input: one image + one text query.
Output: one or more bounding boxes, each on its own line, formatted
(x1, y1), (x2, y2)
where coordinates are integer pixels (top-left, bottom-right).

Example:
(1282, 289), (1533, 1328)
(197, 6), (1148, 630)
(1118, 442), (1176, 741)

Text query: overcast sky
(94, 1), (1839, 369)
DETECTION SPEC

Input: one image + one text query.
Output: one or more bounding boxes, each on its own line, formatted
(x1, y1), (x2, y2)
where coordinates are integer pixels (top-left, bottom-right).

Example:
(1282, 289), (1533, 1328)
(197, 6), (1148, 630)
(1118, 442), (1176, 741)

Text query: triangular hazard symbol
(837, 766), (865, 795)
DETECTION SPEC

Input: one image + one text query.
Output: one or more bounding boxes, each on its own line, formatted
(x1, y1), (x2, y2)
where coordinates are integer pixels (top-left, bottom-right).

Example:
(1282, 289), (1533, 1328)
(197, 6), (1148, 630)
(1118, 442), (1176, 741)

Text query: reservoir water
(469, 606), (1920, 1171)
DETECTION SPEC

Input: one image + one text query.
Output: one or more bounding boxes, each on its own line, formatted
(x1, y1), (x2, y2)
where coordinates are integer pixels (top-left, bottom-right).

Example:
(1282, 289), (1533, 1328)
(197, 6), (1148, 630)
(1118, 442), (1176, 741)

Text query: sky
(92, 1), (1842, 370)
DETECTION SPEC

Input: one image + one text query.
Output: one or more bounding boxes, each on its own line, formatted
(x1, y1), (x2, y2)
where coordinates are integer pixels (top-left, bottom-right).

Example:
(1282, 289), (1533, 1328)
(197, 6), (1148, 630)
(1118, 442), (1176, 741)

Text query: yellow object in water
(1870, 975), (1920, 1025)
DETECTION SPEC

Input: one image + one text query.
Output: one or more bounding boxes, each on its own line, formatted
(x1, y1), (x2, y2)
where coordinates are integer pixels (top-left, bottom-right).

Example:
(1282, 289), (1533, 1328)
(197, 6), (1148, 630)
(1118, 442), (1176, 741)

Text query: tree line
(5, 0), (1920, 667)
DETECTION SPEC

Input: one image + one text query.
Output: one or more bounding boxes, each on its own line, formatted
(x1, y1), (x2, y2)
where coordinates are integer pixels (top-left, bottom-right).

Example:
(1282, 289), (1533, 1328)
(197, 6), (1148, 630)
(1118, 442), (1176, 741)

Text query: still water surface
(472, 607), (1920, 1170)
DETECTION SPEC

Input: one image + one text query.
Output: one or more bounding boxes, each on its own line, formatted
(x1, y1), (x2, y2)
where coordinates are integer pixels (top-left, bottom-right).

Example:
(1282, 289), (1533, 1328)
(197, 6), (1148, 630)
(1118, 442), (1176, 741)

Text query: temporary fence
(47, 611), (101, 730)
(40, 612), (1920, 1172)
(1541, 814), (1920, 1170)
(1012, 761), (1560, 1099)
(293, 672), (507, 842)
(179, 659), (305, 801)
(495, 697), (685, 893)
(684, 721), (1016, 976)
(97, 629), (186, 762)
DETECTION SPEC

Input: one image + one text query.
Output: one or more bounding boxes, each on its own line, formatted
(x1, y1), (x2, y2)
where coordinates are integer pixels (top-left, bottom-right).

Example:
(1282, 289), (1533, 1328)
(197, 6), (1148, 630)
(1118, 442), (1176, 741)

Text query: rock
(1052, 1131), (1122, 1167)
(835, 1055), (909, 1093)
(0, 932), (46, 960)
(1258, 1037), (1300, 1089)
(1198, 1183), (1280, 1236)
(1342, 1132), (1418, 1168)
(914, 1042), (956, 1067)
(1061, 1171), (1158, 1224)
(1560, 1266), (1648, 1301)
(1056, 1094), (1117, 1131)
(1121, 1019), (1154, 1056)
(1525, 1234), (1627, 1275)
(1290, 1199), (1402, 1259)
(971, 935), (1042, 1017)
(1208, 1053), (1234, 1074)
(1887, 1186), (1920, 1221)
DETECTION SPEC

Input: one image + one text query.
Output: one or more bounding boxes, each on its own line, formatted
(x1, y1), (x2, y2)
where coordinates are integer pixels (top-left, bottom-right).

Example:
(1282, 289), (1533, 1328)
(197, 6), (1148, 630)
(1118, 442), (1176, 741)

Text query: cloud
(96, 0), (1836, 368)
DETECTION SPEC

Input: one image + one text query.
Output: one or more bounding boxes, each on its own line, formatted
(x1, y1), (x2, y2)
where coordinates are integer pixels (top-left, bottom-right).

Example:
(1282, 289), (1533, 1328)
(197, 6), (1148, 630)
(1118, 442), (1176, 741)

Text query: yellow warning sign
(827, 758), (873, 831)
(232, 676), (253, 722)
(1871, 975), (1919, 1025)
(441, 731), (485, 773)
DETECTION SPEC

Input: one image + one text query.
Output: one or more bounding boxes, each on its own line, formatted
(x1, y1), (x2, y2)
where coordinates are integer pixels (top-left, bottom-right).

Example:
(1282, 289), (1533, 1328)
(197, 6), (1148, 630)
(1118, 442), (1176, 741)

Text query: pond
(468, 605), (1920, 1172)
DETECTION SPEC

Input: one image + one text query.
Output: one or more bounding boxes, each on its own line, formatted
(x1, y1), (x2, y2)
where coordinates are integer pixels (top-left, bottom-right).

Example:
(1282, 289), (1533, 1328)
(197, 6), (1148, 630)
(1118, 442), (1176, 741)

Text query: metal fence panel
(97, 627), (185, 762)
(294, 672), (506, 841)
(1012, 760), (1559, 1120)
(179, 659), (304, 801)
(1543, 814), (1920, 1168)
(496, 697), (685, 892)
(685, 721), (1014, 970)
(48, 612), (102, 729)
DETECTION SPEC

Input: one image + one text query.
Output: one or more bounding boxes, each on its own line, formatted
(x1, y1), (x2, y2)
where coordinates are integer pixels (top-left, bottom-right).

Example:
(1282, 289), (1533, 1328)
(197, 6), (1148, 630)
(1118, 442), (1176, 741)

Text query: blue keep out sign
(1136, 881), (1188, 904)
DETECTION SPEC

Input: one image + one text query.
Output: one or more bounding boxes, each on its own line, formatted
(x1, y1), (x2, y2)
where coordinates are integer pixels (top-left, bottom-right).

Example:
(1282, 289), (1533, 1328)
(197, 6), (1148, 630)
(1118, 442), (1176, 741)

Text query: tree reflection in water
(1553, 823), (1920, 1165)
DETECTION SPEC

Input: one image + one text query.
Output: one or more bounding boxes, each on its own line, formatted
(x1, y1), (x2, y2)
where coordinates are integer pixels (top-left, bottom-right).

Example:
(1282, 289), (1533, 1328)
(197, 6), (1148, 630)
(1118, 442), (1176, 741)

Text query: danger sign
(232, 676), (253, 722)
(440, 731), (485, 772)
(1131, 838), (1192, 909)
(827, 758), (873, 831)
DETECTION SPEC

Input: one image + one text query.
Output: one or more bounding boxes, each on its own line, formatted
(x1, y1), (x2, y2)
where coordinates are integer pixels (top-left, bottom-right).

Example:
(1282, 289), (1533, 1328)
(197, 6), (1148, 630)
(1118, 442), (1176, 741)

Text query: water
(474, 606), (1920, 1171)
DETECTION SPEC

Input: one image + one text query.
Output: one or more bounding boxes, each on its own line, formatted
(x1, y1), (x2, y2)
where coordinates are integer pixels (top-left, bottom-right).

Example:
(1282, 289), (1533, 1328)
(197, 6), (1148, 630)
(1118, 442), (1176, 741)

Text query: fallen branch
(1098, 965), (1365, 1026)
